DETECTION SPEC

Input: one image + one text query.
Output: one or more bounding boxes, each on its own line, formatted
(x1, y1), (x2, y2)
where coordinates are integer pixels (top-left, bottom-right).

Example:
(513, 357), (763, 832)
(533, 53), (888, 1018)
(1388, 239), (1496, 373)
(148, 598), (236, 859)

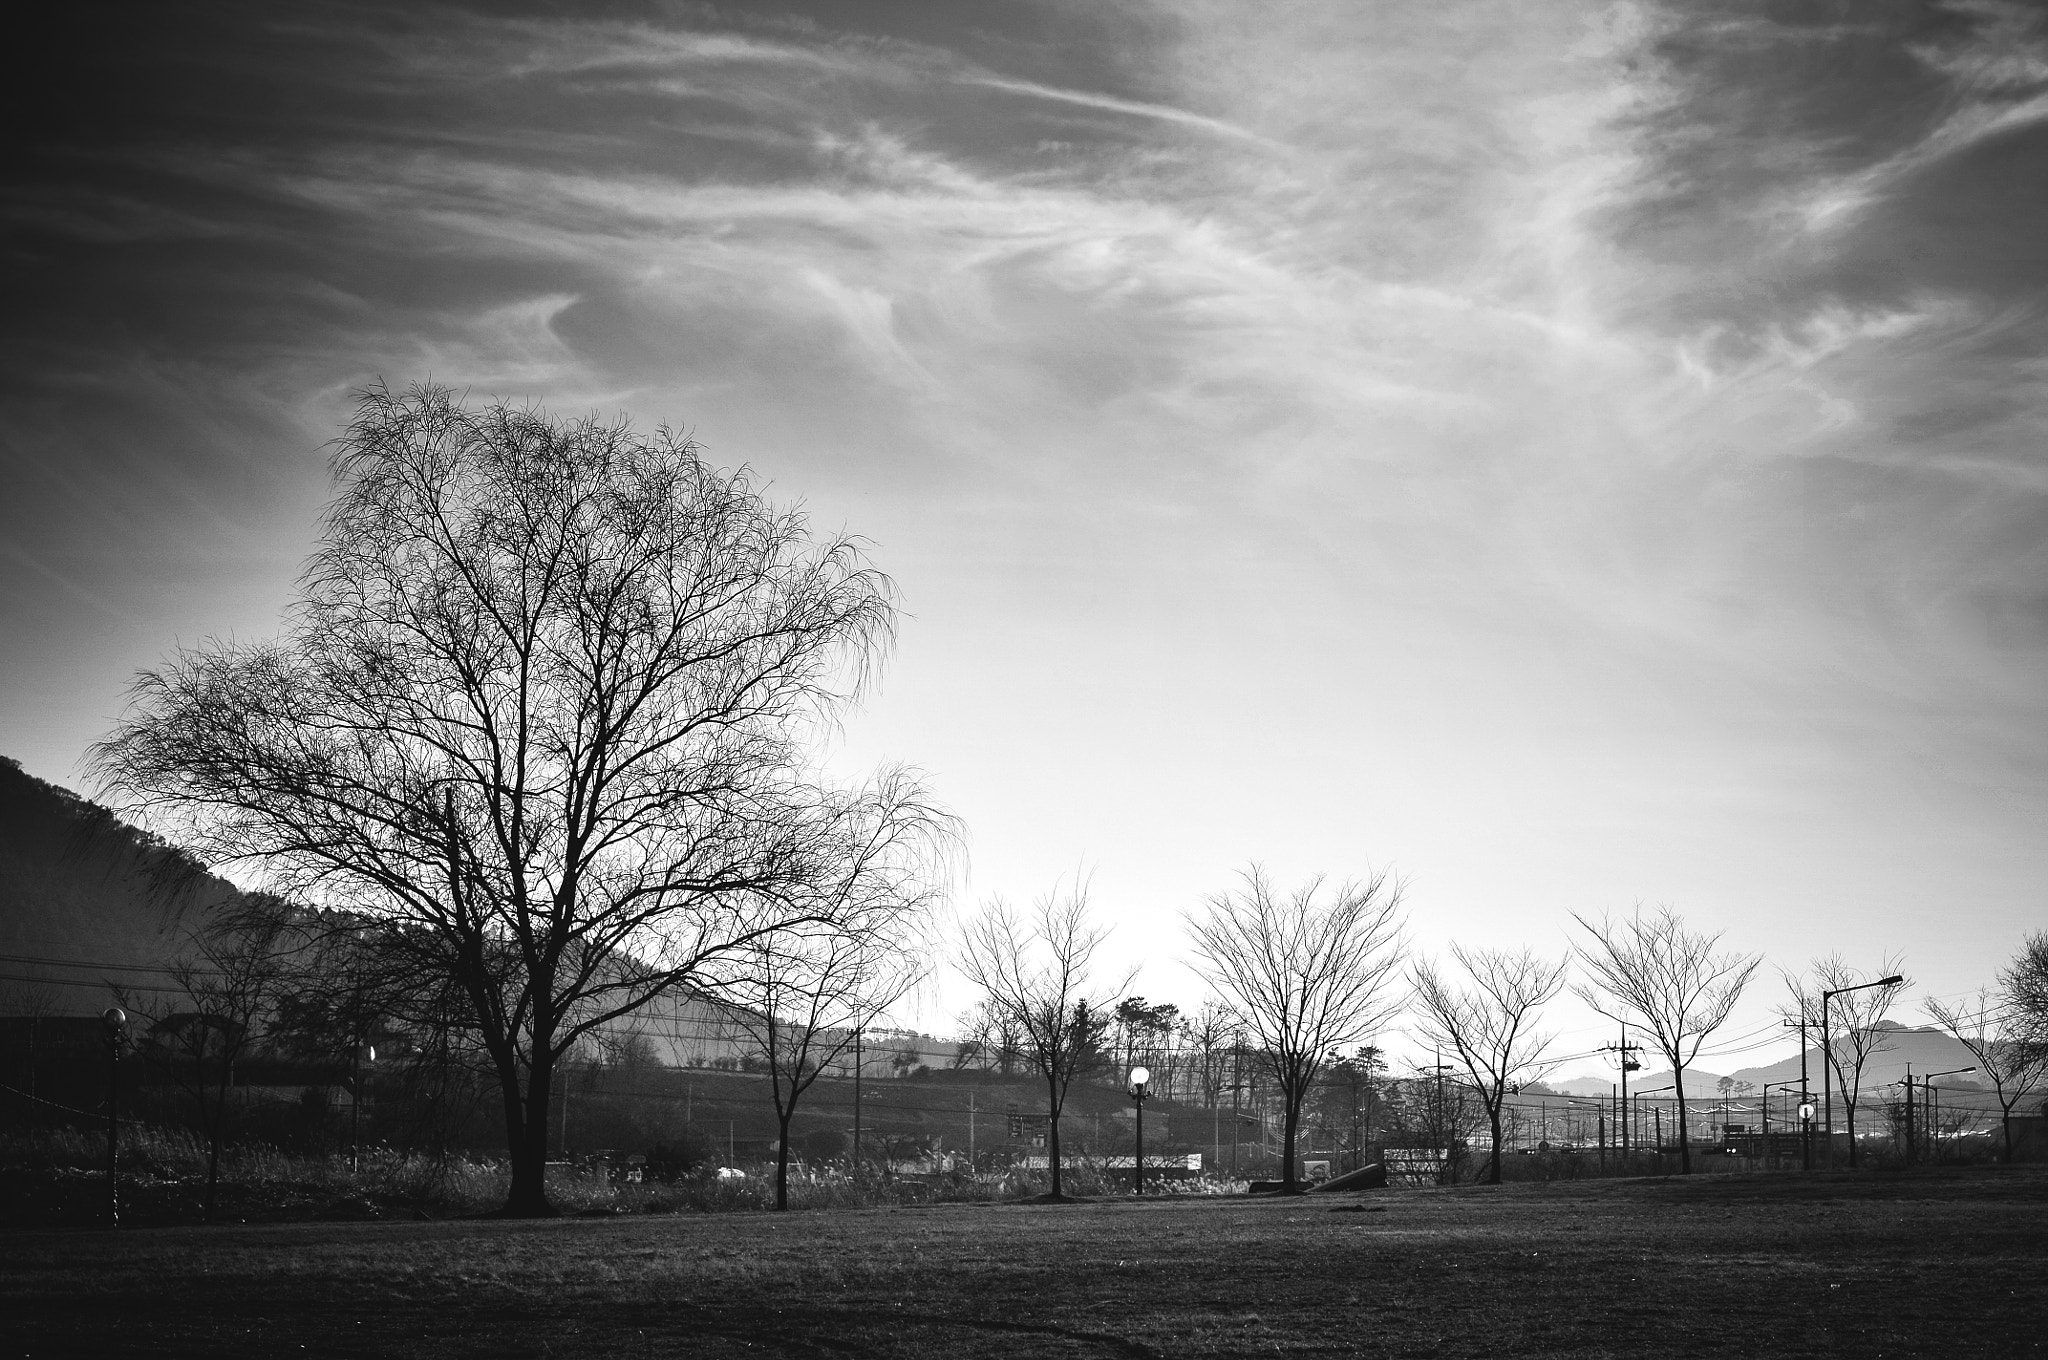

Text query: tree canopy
(94, 383), (948, 1214)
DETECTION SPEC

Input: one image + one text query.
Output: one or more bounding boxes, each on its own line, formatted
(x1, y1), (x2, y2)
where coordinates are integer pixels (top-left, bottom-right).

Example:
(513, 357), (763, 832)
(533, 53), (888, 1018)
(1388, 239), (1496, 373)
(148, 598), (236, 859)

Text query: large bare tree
(92, 383), (945, 1215)
(1572, 906), (1759, 1175)
(956, 886), (1126, 1199)
(1186, 866), (1406, 1193)
(1781, 954), (1908, 1168)
(2003, 932), (2048, 1045)
(1409, 945), (1567, 1184)
(1925, 989), (2048, 1163)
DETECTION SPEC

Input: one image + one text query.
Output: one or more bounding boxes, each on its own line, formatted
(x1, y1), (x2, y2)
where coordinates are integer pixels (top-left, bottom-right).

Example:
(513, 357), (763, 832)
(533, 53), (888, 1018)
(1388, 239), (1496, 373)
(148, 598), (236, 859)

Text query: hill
(1548, 1022), (1986, 1102)
(0, 755), (240, 1017)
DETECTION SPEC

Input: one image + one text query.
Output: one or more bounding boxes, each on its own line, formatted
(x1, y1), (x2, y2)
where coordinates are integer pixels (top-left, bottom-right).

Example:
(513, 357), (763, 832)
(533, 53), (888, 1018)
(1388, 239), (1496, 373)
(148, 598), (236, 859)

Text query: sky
(4, 0), (2046, 1079)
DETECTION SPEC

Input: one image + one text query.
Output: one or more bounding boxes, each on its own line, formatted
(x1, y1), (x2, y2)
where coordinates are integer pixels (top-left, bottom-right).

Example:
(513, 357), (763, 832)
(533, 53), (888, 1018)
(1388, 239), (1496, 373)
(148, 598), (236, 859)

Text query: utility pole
(1903, 1065), (1914, 1166)
(1604, 1027), (1642, 1156)
(1821, 993), (1833, 1170)
(1783, 1015), (1812, 1171)
(1230, 1035), (1243, 1178)
(968, 1089), (976, 1166)
(853, 1025), (862, 1170)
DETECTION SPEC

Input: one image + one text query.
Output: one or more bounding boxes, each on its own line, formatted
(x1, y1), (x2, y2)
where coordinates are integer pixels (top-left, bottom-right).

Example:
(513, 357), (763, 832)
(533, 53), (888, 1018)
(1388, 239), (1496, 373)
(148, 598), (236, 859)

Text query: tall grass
(6, 1123), (1260, 1219)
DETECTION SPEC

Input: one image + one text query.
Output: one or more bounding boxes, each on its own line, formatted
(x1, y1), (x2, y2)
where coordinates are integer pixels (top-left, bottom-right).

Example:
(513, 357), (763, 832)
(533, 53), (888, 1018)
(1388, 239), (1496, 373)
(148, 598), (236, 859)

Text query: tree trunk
(1673, 1066), (1692, 1174)
(500, 1054), (557, 1217)
(1045, 1078), (1063, 1198)
(775, 1109), (794, 1210)
(1488, 1101), (1503, 1184)
(1280, 1085), (1302, 1192)
(1845, 1098), (1860, 1167)
(2003, 1111), (2016, 1163)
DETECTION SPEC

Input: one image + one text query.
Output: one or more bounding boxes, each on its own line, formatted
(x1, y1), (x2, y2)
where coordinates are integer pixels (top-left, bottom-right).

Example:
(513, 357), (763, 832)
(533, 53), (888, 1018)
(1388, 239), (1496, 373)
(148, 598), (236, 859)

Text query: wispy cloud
(3, 0), (2044, 1021)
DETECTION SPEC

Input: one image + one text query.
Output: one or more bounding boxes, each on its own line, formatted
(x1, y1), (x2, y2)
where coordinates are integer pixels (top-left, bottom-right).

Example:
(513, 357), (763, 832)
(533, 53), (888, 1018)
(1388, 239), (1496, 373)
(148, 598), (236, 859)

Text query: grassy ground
(5, 1166), (2045, 1358)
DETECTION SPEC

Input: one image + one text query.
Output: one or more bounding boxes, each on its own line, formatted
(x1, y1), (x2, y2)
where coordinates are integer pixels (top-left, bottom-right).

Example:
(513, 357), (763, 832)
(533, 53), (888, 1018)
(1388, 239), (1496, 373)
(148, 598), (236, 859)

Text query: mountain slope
(0, 756), (239, 1016)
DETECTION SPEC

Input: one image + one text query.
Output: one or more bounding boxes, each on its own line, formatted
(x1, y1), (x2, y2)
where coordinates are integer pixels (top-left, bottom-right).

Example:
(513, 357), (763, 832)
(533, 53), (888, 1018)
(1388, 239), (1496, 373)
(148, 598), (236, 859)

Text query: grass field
(6, 1166), (2045, 1358)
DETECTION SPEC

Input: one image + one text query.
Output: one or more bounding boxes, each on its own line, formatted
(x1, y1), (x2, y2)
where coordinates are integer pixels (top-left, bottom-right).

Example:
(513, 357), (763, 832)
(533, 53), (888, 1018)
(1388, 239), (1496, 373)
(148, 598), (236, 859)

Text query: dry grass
(5, 1165), (2045, 1357)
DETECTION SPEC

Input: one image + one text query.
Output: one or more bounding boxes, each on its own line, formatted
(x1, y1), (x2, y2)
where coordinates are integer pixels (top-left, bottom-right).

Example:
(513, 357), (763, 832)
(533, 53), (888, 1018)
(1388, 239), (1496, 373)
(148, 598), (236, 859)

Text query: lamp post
(1762, 1080), (1799, 1168)
(1637, 1084), (1674, 1159)
(1128, 1066), (1151, 1195)
(1922, 1066), (1975, 1165)
(102, 1007), (126, 1228)
(1819, 974), (1904, 1170)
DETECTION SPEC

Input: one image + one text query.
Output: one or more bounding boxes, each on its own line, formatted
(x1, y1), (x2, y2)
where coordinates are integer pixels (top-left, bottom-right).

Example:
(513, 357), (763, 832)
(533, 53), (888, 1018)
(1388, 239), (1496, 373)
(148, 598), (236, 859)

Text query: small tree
(1310, 1045), (1385, 1173)
(154, 907), (287, 1221)
(1782, 954), (1908, 1168)
(956, 887), (1126, 1199)
(1182, 1000), (1233, 1109)
(1573, 906), (1760, 1175)
(715, 833), (937, 1209)
(1409, 945), (1567, 1184)
(1186, 866), (1406, 1192)
(1925, 990), (2048, 1163)
(1113, 997), (1179, 1093)
(956, 999), (1027, 1075)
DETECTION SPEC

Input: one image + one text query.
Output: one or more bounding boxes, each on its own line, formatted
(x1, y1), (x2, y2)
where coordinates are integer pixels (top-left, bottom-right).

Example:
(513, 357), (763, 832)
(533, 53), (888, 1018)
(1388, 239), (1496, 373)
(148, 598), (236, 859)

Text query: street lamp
(1922, 1066), (1975, 1165)
(102, 1007), (126, 1227)
(1761, 1080), (1800, 1166)
(1128, 1066), (1151, 1195)
(1820, 974), (1904, 1170)
(1636, 1084), (1674, 1156)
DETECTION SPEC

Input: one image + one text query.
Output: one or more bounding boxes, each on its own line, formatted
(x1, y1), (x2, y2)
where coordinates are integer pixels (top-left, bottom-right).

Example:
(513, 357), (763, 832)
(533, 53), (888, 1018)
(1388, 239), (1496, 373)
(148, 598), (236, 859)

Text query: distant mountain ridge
(1548, 1022), (1987, 1099)
(0, 755), (241, 1017)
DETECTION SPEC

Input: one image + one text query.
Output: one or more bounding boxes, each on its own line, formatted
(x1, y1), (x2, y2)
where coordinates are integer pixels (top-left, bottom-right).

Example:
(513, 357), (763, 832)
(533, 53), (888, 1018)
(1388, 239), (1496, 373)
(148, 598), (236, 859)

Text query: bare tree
(1925, 990), (2048, 1163)
(1409, 945), (1567, 1184)
(713, 817), (942, 1209)
(1186, 866), (1406, 1193)
(2002, 932), (2048, 1045)
(1572, 906), (1760, 1175)
(152, 908), (287, 1222)
(1182, 1000), (1233, 1109)
(92, 383), (946, 1216)
(1781, 954), (1908, 1168)
(952, 999), (1022, 1074)
(956, 886), (1127, 1199)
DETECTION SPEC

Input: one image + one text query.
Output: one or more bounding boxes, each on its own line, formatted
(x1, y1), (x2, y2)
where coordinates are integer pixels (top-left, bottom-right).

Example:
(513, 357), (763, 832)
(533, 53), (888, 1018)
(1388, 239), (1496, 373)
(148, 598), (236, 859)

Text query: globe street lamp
(1820, 974), (1904, 1170)
(101, 1006), (126, 1227)
(1128, 1066), (1151, 1196)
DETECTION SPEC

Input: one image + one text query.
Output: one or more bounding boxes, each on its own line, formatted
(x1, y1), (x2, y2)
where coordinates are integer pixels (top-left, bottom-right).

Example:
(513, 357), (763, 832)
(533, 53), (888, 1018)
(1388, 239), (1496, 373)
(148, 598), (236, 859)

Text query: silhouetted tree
(1187, 866), (1406, 1193)
(1410, 945), (1567, 1184)
(957, 886), (1126, 1199)
(151, 907), (287, 1221)
(1781, 954), (1908, 1168)
(1573, 906), (1759, 1175)
(1925, 989), (2048, 1163)
(714, 823), (942, 1208)
(93, 383), (944, 1216)
(2003, 932), (2048, 1047)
